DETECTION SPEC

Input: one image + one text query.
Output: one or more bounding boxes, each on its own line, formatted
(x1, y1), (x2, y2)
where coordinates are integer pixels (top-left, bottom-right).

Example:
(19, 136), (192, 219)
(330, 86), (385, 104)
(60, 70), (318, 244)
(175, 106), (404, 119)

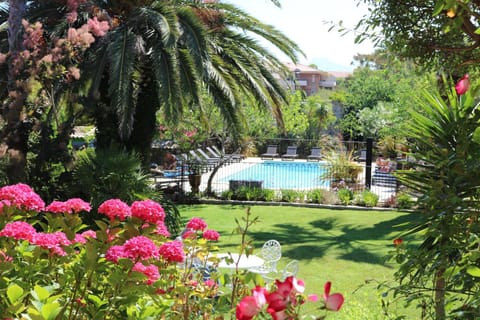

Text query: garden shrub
(221, 189), (234, 200)
(307, 189), (324, 204)
(280, 189), (302, 202)
(262, 189), (275, 202)
(396, 192), (413, 209)
(355, 190), (379, 207)
(0, 184), (344, 319)
(337, 188), (353, 205)
(67, 148), (181, 234)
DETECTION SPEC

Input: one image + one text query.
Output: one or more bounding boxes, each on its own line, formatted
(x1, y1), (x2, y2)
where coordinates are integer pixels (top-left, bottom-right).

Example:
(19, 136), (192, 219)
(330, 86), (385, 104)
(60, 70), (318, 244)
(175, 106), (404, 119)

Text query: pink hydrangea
(186, 217), (207, 231)
(32, 232), (71, 248)
(45, 198), (90, 214)
(98, 199), (131, 221)
(0, 221), (37, 241)
(130, 199), (165, 225)
(132, 262), (160, 285)
(158, 240), (185, 263)
(105, 245), (126, 264)
(73, 230), (96, 244)
(123, 236), (159, 261)
(203, 229), (220, 241)
(0, 183), (45, 211)
(32, 232), (70, 256)
(154, 222), (171, 238)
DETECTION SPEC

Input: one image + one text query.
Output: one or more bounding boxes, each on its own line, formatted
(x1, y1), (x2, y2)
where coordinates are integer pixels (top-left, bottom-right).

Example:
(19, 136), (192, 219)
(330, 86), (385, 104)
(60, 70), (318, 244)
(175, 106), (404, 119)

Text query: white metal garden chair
(248, 240), (282, 281)
(281, 259), (299, 280)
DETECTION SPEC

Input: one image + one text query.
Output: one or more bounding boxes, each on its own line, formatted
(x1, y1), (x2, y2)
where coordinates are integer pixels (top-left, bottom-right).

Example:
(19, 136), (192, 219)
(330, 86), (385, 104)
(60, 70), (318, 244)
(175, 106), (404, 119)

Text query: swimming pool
(221, 161), (329, 189)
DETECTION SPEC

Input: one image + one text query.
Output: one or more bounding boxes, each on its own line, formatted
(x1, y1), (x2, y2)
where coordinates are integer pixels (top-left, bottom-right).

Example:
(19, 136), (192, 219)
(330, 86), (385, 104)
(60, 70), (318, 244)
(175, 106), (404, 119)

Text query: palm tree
(78, 0), (303, 162)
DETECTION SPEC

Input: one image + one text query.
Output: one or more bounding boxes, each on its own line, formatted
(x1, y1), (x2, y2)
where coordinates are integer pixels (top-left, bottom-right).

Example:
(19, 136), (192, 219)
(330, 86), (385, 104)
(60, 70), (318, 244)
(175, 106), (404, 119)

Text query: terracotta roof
(284, 62), (325, 74)
(327, 71), (352, 78)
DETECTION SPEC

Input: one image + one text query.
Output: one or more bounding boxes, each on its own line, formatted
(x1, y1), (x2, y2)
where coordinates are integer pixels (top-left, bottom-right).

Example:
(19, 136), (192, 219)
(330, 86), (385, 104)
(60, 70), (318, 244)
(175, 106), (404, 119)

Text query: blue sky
(225, 0), (376, 71)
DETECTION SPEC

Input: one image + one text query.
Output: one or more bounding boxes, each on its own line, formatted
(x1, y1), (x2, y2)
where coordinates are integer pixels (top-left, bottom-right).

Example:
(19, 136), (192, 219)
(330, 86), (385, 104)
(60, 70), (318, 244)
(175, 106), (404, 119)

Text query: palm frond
(107, 27), (139, 140)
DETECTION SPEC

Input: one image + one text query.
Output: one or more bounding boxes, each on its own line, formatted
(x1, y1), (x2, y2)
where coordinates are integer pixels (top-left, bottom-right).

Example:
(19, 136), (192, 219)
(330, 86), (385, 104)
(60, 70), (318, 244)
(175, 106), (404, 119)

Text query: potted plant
(187, 159), (204, 193)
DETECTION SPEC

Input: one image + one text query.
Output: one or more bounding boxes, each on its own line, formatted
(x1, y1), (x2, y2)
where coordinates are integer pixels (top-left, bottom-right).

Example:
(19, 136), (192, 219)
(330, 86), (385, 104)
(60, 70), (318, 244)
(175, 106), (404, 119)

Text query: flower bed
(0, 183), (343, 319)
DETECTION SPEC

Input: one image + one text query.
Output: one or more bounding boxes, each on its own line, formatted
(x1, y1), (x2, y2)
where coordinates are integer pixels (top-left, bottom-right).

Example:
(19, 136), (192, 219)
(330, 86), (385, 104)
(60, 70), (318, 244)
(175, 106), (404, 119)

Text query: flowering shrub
(0, 183), (343, 319)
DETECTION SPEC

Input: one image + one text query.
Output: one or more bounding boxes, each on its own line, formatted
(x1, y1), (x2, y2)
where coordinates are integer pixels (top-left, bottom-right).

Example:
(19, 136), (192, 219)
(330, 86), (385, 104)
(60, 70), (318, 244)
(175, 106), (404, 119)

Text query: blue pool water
(221, 161), (329, 189)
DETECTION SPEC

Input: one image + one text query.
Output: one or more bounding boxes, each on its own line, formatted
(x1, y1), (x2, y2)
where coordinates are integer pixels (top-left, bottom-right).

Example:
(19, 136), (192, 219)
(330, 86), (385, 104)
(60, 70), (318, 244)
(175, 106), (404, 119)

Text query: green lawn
(178, 204), (421, 319)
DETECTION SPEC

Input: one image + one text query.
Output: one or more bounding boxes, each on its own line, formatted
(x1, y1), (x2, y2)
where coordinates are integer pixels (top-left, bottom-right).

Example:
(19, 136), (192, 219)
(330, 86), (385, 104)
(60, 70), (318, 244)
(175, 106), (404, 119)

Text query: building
(284, 62), (352, 95)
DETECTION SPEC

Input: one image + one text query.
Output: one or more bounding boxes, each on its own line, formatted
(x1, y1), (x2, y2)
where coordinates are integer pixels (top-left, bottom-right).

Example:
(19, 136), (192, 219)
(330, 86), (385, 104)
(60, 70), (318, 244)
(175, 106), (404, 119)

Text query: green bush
(221, 190), (233, 200)
(337, 188), (353, 205)
(307, 189), (324, 203)
(280, 189), (302, 202)
(68, 148), (181, 234)
(396, 192), (413, 209)
(356, 190), (380, 207)
(262, 189), (275, 202)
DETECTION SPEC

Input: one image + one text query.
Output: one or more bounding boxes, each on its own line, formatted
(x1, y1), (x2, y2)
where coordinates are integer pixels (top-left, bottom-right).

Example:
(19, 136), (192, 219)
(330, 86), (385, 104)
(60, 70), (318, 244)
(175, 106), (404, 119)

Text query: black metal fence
(160, 158), (401, 205)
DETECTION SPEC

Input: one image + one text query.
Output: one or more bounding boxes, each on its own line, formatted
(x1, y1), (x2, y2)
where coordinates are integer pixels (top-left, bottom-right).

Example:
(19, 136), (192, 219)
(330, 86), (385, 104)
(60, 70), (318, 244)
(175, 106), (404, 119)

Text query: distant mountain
(309, 57), (356, 72)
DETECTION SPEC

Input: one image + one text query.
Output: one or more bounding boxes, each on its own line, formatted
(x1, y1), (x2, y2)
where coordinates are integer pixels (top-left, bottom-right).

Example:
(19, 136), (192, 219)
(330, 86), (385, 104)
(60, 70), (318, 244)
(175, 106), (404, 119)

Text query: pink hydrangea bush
(0, 183), (343, 319)
(0, 183), (225, 318)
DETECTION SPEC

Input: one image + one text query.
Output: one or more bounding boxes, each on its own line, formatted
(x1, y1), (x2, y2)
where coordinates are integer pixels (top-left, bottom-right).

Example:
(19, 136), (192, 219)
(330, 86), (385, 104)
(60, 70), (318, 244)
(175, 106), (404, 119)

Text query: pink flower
(203, 229), (220, 241)
(323, 281), (344, 311)
(0, 221), (37, 241)
(455, 74), (470, 95)
(154, 221), (171, 238)
(0, 183), (45, 211)
(98, 199), (131, 221)
(181, 229), (196, 240)
(81, 230), (96, 239)
(132, 262), (160, 285)
(32, 232), (70, 256)
(186, 217), (207, 231)
(123, 236), (159, 261)
(105, 245), (126, 263)
(204, 279), (217, 289)
(131, 199), (165, 225)
(158, 240), (185, 263)
(45, 198), (90, 214)
(0, 53), (7, 64)
(236, 296), (262, 320)
(73, 230), (96, 244)
(87, 17), (110, 37)
(0, 250), (12, 262)
(236, 286), (268, 320)
(68, 66), (81, 80)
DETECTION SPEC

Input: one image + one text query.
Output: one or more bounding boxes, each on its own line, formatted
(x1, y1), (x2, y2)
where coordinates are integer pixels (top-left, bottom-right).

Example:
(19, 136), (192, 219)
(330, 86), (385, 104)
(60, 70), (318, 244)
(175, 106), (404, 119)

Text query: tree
(356, 0), (480, 74)
(390, 78), (480, 319)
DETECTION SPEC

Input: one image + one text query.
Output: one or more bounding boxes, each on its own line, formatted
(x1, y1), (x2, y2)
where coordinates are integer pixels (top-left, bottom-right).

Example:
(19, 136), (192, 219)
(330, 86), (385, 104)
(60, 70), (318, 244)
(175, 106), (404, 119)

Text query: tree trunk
(1, 0), (28, 183)
(434, 267), (446, 320)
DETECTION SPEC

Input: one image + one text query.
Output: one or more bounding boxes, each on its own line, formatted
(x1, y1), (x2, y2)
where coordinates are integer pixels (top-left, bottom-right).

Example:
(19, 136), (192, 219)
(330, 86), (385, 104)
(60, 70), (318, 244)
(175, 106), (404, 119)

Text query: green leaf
(466, 266), (480, 277)
(41, 302), (61, 320)
(7, 284), (24, 304)
(432, 1), (445, 16)
(32, 285), (51, 302)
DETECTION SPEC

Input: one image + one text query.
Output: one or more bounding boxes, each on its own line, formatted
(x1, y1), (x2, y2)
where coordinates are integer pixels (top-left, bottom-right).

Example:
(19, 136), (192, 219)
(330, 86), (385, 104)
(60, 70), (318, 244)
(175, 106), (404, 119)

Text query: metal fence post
(365, 138), (373, 189)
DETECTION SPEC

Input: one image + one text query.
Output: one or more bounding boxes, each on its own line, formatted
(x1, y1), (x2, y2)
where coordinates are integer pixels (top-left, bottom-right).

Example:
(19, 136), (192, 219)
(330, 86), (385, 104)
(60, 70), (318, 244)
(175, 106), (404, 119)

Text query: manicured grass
(178, 204), (421, 319)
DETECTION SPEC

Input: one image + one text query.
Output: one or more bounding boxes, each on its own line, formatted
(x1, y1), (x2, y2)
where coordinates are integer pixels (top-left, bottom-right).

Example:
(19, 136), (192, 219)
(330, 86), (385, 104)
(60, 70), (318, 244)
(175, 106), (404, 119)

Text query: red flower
(455, 74), (470, 95)
(323, 281), (344, 311)
(46, 198), (90, 214)
(393, 238), (403, 246)
(236, 286), (268, 320)
(132, 262), (160, 285)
